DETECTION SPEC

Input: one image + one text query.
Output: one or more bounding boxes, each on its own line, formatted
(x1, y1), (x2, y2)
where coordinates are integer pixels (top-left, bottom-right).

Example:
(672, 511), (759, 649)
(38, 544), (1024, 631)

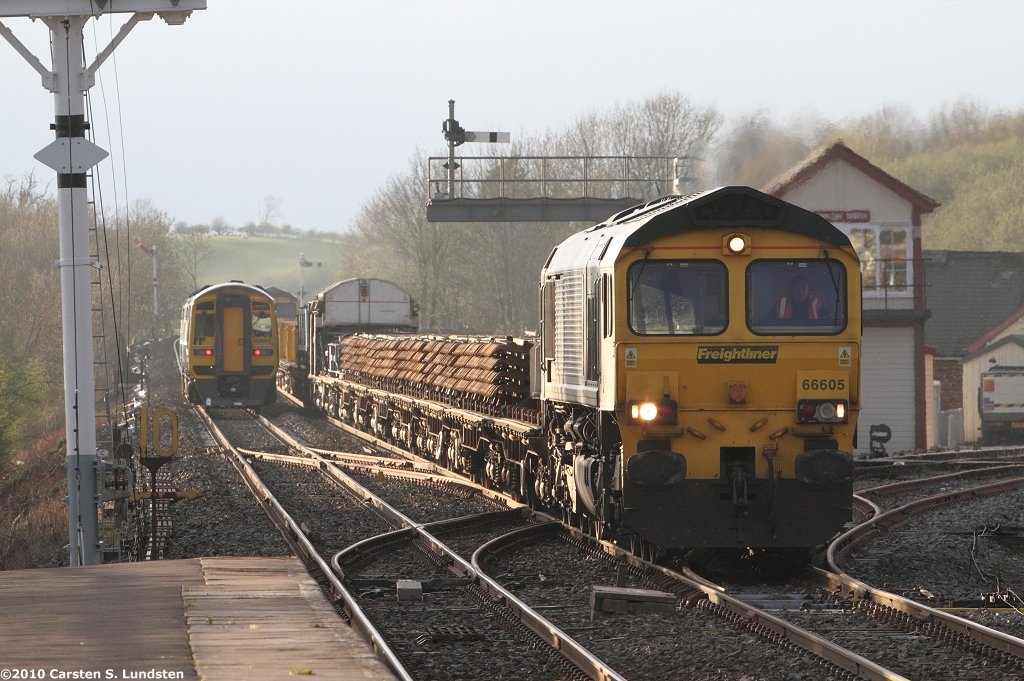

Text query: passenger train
(281, 186), (862, 556)
(177, 281), (279, 408)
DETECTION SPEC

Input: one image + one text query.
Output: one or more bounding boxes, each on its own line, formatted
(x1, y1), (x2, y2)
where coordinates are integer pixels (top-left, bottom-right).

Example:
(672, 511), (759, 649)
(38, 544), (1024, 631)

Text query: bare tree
(0, 175), (60, 360)
(347, 152), (469, 330)
(839, 105), (923, 163)
(927, 99), (991, 148)
(257, 195), (283, 228)
(465, 93), (722, 333)
(169, 224), (211, 291)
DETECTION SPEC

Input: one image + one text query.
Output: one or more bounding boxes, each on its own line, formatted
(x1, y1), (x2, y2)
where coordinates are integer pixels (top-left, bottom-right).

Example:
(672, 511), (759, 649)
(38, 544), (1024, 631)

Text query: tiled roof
(923, 250), (1024, 357)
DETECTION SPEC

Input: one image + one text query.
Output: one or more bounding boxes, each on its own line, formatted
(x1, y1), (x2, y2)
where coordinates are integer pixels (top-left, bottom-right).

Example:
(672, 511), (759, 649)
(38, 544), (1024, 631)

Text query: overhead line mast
(0, 0), (207, 566)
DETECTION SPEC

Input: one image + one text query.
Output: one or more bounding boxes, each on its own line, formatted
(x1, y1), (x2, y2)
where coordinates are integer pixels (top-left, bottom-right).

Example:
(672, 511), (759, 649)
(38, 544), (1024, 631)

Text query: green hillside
(194, 234), (344, 301)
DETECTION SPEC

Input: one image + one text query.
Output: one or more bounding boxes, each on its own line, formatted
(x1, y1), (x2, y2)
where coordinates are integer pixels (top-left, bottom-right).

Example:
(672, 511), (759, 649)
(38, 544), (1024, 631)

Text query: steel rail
(248, 411), (622, 677)
(814, 565), (1024, 663)
(474, 522), (906, 681)
(196, 406), (416, 681)
(825, 475), (1024, 661)
(830, 475), (1024, 567)
(852, 493), (881, 523)
(859, 463), (1024, 501)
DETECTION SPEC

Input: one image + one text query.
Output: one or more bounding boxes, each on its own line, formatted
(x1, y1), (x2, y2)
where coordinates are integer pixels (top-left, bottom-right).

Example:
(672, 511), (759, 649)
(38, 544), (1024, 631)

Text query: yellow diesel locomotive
(177, 281), (279, 408)
(538, 185), (860, 552)
(305, 186), (861, 555)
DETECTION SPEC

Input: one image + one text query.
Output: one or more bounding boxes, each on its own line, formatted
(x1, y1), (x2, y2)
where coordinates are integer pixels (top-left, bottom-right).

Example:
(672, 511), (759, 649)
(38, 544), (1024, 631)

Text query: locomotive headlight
(629, 398), (678, 424)
(723, 233), (750, 255)
(637, 402), (659, 421)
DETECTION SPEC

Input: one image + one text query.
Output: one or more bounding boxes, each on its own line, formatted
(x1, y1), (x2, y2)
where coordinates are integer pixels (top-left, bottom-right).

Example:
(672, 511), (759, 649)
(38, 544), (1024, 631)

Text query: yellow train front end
(180, 282), (279, 408)
(539, 187), (861, 552)
(611, 204), (861, 550)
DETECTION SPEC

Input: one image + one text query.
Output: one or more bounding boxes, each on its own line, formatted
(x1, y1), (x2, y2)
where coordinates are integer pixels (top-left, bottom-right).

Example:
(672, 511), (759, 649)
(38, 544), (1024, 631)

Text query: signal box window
(848, 225), (910, 297)
(747, 260), (847, 335)
(628, 260), (727, 336)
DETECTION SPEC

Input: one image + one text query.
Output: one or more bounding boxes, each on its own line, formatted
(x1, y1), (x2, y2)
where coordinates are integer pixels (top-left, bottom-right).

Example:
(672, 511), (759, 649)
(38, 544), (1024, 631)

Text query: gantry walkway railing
(426, 155), (699, 222)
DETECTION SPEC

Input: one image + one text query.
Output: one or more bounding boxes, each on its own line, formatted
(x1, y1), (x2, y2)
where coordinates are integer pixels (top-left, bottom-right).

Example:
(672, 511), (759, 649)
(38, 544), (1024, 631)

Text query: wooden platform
(0, 557), (396, 680)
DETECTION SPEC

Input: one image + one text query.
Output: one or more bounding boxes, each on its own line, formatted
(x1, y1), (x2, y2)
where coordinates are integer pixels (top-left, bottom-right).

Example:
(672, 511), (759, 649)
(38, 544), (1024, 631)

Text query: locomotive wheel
(522, 457), (540, 508)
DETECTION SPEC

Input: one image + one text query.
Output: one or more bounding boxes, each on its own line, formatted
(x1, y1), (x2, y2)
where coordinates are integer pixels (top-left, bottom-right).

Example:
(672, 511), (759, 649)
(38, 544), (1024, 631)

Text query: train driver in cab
(775, 274), (823, 321)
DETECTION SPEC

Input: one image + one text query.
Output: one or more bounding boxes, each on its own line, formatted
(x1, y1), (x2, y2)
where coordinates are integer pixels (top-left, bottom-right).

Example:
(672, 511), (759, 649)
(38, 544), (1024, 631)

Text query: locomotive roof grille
(599, 186), (851, 249)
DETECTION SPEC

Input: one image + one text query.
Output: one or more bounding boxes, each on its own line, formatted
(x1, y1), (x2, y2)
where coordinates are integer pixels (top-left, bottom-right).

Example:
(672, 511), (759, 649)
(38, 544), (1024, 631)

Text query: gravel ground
(486, 530), (843, 681)
(842, 486), (1024, 641)
(143, 339), (290, 558)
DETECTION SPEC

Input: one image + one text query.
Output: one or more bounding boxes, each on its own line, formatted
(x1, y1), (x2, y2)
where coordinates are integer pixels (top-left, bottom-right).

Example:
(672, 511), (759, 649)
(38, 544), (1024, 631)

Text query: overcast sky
(0, 0), (1020, 232)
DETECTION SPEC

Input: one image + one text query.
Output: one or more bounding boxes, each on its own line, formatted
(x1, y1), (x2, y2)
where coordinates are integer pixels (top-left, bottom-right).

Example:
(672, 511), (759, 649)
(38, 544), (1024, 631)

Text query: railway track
(839, 470), (1024, 639)
(706, 562), (1024, 681)
(204, 402), (872, 678)
(686, 470), (1024, 680)
(268, 390), (1024, 679)
(249, 397), (961, 679)
(198, 404), (627, 680)
(130, 333), (1024, 678)
(177, 390), (1024, 680)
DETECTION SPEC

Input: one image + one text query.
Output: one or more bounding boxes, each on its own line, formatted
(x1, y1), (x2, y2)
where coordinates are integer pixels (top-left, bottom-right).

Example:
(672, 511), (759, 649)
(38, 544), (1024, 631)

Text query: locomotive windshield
(747, 259), (847, 334)
(628, 260), (727, 335)
(192, 301), (215, 343)
(251, 301), (273, 341)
